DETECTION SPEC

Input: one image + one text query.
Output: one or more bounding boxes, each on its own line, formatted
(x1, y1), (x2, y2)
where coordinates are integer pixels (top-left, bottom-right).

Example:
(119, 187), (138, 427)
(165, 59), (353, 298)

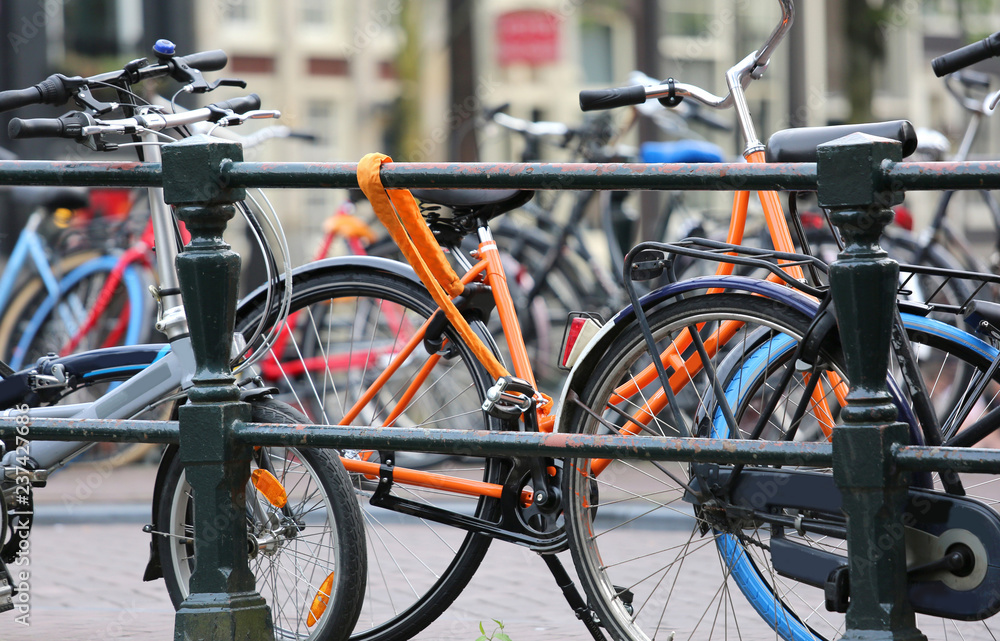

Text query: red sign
(497, 10), (560, 66)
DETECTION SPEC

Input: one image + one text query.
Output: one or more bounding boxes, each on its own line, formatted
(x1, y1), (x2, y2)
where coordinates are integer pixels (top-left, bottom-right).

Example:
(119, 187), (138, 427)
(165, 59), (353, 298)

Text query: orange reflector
(250, 469), (288, 508)
(307, 572), (335, 627)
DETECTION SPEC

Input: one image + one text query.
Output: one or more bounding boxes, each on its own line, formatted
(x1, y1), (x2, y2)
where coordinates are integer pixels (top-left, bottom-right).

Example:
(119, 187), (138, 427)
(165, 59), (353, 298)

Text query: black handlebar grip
(176, 49), (228, 72)
(212, 93), (261, 114)
(579, 85), (647, 112)
(0, 87), (43, 113)
(932, 32), (1000, 77)
(9, 117), (65, 139)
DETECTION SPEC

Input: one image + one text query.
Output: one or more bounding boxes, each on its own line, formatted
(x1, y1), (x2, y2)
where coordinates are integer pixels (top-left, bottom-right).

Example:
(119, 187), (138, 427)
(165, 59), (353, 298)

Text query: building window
(221, 0), (256, 23)
(581, 21), (614, 84)
(305, 100), (337, 156)
(662, 0), (715, 38)
(301, 0), (331, 24)
(65, 0), (118, 56)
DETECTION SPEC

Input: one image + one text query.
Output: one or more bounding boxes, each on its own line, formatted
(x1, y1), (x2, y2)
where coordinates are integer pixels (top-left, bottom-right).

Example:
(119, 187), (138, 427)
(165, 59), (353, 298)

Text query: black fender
(554, 275), (822, 435)
(142, 442), (178, 582)
(239, 255), (425, 315)
(234, 256), (429, 342)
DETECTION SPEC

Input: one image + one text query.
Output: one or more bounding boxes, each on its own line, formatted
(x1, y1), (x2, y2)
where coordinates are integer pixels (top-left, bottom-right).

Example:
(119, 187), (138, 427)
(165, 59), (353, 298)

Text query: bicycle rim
(563, 294), (843, 641)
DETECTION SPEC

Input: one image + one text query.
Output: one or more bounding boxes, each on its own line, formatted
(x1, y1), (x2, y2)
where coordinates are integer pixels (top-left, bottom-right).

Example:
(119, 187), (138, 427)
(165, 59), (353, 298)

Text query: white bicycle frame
(0, 106), (278, 474)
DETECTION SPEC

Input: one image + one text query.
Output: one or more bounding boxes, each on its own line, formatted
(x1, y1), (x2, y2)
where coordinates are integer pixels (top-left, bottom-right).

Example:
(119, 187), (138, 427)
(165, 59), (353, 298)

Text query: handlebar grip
(579, 85), (647, 112)
(211, 93), (261, 114)
(9, 117), (66, 139)
(932, 32), (1000, 77)
(0, 87), (43, 113)
(176, 49), (228, 72)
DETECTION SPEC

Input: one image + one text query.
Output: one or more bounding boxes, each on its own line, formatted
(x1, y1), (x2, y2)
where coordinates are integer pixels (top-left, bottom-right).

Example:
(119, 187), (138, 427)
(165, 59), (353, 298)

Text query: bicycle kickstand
(541, 553), (609, 641)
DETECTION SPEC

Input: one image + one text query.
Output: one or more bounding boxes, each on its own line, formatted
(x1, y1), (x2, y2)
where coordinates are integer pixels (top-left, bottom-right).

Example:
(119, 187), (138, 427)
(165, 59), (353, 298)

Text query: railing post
(817, 133), (926, 641)
(162, 135), (275, 641)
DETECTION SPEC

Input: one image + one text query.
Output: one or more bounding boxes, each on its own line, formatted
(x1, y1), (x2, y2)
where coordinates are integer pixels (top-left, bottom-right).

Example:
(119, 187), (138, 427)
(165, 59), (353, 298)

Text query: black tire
(157, 399), (367, 641)
(235, 265), (503, 641)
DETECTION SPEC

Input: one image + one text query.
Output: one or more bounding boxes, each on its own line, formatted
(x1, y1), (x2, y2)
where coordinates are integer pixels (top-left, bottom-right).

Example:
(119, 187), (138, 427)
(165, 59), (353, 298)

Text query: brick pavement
(2, 462), (590, 640)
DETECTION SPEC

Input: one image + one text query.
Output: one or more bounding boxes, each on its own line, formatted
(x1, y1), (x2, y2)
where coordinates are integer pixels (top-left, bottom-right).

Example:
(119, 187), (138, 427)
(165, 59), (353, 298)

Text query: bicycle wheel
(0, 250), (100, 362)
(235, 264), (504, 641)
(0, 252), (152, 370)
(715, 310), (1000, 641)
(562, 294), (849, 641)
(0, 252), (156, 465)
(562, 290), (1000, 641)
(157, 399), (367, 641)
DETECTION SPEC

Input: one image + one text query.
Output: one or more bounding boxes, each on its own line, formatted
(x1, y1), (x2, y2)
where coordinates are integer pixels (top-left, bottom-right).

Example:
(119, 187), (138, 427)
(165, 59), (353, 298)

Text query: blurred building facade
(2, 0), (1000, 249)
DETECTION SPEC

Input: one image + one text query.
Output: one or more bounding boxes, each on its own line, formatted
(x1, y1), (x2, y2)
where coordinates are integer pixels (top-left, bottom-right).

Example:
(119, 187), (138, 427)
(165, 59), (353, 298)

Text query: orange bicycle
(237, 2), (940, 640)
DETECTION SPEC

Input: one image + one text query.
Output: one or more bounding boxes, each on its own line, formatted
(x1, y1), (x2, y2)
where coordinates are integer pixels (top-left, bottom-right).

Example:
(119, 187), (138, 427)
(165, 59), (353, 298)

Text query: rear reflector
(559, 313), (603, 370)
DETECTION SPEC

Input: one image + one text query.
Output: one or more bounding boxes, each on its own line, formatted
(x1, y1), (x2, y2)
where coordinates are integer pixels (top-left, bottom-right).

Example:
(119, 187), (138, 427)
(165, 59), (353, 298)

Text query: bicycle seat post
(162, 134), (275, 641)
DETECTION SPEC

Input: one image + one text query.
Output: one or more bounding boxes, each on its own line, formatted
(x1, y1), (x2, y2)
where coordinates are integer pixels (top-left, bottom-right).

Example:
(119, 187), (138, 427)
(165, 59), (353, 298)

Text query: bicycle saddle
(765, 120), (918, 162)
(640, 140), (726, 164)
(411, 188), (534, 222)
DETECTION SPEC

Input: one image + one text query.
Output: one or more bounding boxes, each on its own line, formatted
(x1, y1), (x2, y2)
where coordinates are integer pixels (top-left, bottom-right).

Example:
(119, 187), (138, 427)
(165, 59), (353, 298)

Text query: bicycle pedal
(482, 376), (534, 420)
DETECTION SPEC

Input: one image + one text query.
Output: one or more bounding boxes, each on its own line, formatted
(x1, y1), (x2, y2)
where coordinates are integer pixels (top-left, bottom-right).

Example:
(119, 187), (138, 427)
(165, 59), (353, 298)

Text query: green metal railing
(1, 132), (999, 641)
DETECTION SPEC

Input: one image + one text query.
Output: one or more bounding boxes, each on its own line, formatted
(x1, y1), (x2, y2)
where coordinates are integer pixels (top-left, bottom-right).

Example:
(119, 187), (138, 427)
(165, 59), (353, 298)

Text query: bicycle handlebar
(8, 93), (266, 140)
(579, 86), (647, 112)
(0, 47), (229, 114)
(492, 111), (571, 137)
(171, 49), (228, 76)
(0, 86), (49, 113)
(8, 113), (89, 139)
(933, 31), (1000, 77)
(580, 0), (793, 115)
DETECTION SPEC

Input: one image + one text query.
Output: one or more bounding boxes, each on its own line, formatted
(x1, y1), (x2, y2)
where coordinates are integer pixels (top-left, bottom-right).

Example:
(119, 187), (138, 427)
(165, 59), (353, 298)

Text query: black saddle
(765, 120), (918, 163)
(411, 189), (534, 223)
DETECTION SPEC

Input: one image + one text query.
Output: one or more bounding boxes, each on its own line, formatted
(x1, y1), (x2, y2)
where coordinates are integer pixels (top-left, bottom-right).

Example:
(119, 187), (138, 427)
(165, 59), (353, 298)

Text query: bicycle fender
(238, 255), (425, 313)
(553, 275), (822, 433)
(143, 442), (179, 582)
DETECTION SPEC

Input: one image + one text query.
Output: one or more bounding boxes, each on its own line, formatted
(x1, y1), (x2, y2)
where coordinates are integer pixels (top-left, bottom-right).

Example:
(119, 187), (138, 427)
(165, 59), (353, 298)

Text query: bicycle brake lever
(210, 78), (248, 90)
(216, 110), (282, 127)
(183, 77), (247, 94)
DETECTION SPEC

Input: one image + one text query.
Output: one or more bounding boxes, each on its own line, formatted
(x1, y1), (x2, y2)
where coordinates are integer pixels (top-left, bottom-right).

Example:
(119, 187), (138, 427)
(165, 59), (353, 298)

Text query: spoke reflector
(250, 469), (287, 508)
(307, 572), (335, 627)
